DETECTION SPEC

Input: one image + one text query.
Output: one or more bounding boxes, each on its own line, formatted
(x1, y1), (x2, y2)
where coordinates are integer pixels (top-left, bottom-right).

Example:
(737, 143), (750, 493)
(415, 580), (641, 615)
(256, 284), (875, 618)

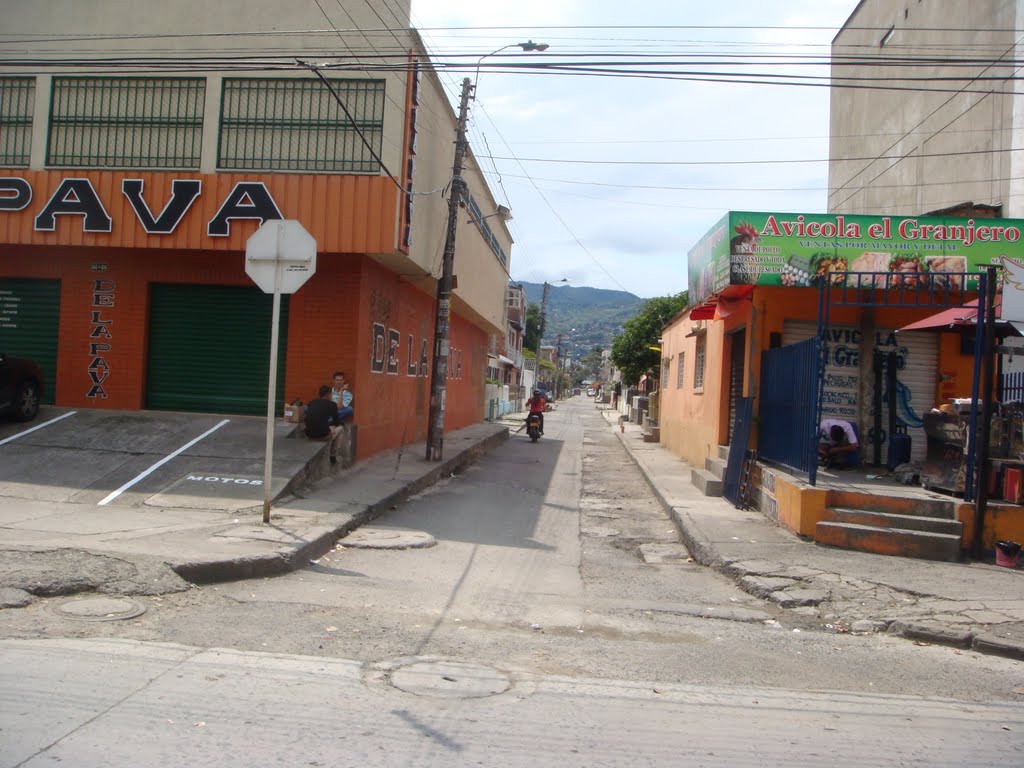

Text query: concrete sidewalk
(600, 407), (1024, 660)
(0, 421), (508, 596)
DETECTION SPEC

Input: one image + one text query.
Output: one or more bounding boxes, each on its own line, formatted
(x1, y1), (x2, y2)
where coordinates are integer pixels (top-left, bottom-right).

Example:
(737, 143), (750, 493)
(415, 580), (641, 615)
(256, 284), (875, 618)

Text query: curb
(605, 414), (1024, 663)
(171, 427), (509, 585)
(891, 621), (1024, 661)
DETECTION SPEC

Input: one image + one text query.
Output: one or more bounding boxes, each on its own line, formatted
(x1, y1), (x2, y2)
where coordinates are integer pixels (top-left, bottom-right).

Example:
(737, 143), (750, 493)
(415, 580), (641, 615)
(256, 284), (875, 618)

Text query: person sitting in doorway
(306, 385), (344, 465)
(818, 418), (859, 469)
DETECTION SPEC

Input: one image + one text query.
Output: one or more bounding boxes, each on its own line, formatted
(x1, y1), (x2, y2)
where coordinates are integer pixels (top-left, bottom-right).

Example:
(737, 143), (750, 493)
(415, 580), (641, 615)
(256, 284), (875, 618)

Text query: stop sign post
(245, 220), (317, 523)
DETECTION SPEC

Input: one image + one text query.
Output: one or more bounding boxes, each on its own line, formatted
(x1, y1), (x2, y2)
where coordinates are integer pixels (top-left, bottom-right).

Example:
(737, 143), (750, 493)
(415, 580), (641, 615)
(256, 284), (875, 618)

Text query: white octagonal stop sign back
(245, 219), (317, 294)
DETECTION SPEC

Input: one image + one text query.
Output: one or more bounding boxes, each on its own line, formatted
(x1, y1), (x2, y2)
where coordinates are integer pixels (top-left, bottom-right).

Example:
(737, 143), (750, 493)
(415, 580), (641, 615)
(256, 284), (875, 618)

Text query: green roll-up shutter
(147, 284), (288, 415)
(0, 278), (61, 404)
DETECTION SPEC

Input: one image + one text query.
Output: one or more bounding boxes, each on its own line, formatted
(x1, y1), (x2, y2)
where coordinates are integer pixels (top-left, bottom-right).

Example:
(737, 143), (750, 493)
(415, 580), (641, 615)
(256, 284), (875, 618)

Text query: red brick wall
(350, 259), (488, 458)
(2, 245), (489, 460)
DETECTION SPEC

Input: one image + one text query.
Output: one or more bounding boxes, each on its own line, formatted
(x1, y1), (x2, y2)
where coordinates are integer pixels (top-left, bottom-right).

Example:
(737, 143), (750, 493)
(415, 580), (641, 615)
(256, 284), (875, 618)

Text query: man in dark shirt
(305, 385), (343, 464)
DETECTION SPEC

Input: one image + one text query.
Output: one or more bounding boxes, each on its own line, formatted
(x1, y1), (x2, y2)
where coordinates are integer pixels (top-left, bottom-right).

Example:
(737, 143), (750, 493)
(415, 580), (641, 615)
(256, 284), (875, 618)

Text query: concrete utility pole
(534, 281), (550, 389)
(426, 77), (473, 462)
(555, 332), (564, 398)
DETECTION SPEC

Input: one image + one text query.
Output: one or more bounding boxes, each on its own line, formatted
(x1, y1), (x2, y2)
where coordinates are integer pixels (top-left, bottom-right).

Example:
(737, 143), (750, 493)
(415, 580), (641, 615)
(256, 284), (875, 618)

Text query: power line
(481, 146), (1023, 167)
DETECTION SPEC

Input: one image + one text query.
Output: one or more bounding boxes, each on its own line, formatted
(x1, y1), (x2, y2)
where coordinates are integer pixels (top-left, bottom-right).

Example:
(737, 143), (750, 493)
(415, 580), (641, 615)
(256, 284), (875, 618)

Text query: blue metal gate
(723, 396), (754, 505)
(758, 337), (820, 474)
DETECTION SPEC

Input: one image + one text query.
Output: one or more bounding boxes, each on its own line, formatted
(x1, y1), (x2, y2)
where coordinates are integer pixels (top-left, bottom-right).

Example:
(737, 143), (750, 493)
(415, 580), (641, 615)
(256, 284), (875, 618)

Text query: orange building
(0, 3), (513, 461)
(659, 211), (1024, 548)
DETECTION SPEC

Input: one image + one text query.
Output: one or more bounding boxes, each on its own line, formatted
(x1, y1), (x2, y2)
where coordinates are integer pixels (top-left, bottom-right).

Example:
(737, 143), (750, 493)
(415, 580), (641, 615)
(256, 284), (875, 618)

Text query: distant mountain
(516, 281), (643, 353)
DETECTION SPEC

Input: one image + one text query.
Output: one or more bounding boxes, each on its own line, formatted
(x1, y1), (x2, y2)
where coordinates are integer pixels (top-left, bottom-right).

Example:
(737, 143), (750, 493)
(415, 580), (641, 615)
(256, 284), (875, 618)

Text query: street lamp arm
(473, 41), (550, 97)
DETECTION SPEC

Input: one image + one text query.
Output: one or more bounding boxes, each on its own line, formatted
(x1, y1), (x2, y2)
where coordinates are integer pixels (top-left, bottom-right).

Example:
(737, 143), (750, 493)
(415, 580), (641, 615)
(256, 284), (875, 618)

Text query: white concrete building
(829, 0), (1024, 216)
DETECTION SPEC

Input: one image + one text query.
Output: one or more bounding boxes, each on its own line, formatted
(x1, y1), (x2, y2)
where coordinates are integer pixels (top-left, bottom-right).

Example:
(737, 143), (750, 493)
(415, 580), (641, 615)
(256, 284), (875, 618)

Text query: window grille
(48, 77), (204, 168)
(676, 352), (685, 389)
(694, 336), (706, 390)
(219, 78), (385, 172)
(0, 78), (34, 166)
(661, 358), (671, 388)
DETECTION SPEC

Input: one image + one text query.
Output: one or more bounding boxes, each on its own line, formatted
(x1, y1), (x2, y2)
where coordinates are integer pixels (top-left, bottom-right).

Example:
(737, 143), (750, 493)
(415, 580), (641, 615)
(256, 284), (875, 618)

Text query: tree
(524, 303), (541, 352)
(577, 346), (604, 383)
(610, 291), (688, 386)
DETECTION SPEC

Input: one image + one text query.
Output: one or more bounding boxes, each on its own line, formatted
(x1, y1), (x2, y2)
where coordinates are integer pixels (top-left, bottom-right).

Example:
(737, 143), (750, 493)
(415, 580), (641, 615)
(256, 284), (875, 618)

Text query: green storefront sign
(687, 210), (1024, 305)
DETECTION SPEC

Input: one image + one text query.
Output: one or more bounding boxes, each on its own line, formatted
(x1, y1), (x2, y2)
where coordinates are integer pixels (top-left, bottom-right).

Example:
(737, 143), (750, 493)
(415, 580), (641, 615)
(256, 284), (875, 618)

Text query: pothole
(52, 596), (147, 622)
(388, 660), (511, 699)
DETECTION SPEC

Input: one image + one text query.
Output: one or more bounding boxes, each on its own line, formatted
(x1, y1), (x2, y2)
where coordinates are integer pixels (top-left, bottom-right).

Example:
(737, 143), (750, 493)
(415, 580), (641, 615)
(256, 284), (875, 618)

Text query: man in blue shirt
(330, 370), (354, 422)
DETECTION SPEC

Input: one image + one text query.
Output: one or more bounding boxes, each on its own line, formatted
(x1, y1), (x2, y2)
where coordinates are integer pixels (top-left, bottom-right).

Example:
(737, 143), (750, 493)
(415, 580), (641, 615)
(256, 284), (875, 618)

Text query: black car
(0, 353), (44, 421)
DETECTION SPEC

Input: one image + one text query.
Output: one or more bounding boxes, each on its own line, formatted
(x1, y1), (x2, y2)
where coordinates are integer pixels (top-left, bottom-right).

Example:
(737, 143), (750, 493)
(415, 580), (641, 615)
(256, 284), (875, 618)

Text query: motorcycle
(526, 412), (543, 442)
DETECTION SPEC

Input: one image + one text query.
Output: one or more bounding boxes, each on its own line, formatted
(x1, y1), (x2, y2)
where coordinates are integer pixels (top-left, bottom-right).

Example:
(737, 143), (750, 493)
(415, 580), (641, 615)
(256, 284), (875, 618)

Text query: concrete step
(718, 444), (730, 461)
(691, 468), (723, 497)
(826, 489), (955, 520)
(823, 507), (962, 536)
(704, 456), (727, 480)
(815, 521), (962, 562)
(643, 426), (661, 443)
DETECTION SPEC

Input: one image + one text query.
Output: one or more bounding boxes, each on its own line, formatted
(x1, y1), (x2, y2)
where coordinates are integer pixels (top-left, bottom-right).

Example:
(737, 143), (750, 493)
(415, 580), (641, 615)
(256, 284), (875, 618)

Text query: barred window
(661, 358), (671, 389)
(48, 77), (204, 168)
(694, 336), (706, 390)
(0, 77), (35, 167)
(676, 352), (685, 389)
(219, 78), (385, 173)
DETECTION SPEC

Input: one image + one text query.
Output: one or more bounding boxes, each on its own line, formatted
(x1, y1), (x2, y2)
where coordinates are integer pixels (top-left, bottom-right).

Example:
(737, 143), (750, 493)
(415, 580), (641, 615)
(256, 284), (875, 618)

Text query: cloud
(411, 0), (856, 298)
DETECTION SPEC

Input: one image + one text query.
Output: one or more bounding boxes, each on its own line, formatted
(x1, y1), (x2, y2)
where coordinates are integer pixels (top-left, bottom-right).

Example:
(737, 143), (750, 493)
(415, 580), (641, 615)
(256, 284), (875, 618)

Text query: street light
(473, 41), (549, 87)
(426, 41), (549, 462)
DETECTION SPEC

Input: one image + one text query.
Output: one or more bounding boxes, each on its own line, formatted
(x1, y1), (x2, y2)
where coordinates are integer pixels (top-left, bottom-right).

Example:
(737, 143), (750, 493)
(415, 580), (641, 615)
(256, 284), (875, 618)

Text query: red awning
(690, 302), (717, 321)
(898, 297), (1019, 334)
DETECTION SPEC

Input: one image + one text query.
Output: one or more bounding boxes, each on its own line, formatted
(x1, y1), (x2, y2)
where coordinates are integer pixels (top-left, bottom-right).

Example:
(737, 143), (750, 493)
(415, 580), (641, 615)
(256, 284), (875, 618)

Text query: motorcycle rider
(526, 389), (547, 435)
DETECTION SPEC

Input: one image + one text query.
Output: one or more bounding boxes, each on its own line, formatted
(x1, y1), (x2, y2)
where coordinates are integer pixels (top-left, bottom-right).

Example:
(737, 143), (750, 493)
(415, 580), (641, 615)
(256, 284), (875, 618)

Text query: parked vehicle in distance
(0, 353), (44, 421)
(587, 388), (595, 397)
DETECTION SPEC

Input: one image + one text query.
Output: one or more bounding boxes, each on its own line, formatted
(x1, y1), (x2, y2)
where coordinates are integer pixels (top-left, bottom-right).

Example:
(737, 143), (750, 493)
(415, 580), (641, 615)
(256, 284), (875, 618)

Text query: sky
(408, 0), (858, 298)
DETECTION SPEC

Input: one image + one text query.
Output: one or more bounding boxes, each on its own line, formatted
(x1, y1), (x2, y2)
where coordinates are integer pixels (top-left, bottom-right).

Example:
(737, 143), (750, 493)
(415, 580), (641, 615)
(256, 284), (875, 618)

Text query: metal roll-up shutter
(0, 278), (61, 404)
(784, 320), (936, 464)
(877, 328), (936, 464)
(728, 329), (746, 442)
(146, 284), (288, 415)
(783, 320), (859, 424)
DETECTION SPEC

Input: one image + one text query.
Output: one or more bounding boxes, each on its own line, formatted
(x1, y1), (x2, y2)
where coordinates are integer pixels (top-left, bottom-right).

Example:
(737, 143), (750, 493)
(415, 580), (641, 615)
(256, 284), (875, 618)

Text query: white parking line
(0, 411), (77, 447)
(97, 418), (231, 506)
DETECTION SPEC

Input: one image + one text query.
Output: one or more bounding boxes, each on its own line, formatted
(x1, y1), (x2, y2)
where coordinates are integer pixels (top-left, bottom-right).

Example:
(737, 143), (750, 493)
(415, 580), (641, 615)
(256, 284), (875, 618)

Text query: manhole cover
(53, 597), (146, 622)
(389, 661), (511, 698)
(340, 528), (436, 549)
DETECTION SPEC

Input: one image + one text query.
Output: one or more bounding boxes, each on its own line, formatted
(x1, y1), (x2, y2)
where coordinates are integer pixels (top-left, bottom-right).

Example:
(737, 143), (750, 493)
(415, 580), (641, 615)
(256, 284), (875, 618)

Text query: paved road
(3, 398), (1023, 706)
(2, 638), (1022, 767)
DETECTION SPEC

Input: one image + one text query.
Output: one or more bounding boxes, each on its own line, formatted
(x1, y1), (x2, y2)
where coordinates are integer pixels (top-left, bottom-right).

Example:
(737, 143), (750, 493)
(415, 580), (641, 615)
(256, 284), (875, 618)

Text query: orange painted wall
(0, 170), (398, 254)
(1, 243), (486, 461)
(351, 258), (488, 458)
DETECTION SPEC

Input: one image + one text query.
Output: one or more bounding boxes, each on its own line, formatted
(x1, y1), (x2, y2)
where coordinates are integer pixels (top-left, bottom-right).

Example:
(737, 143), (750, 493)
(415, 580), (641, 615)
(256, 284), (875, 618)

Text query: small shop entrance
(146, 284), (289, 415)
(0, 278), (61, 404)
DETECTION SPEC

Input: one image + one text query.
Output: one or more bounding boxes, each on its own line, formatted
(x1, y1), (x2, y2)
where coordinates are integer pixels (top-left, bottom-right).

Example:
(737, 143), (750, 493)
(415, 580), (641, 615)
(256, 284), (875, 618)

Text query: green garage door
(147, 284), (289, 415)
(0, 278), (61, 404)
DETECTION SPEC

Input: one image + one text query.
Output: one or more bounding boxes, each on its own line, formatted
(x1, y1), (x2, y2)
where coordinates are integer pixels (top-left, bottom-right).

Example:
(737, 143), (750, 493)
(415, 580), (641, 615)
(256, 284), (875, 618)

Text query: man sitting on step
(818, 418), (859, 470)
